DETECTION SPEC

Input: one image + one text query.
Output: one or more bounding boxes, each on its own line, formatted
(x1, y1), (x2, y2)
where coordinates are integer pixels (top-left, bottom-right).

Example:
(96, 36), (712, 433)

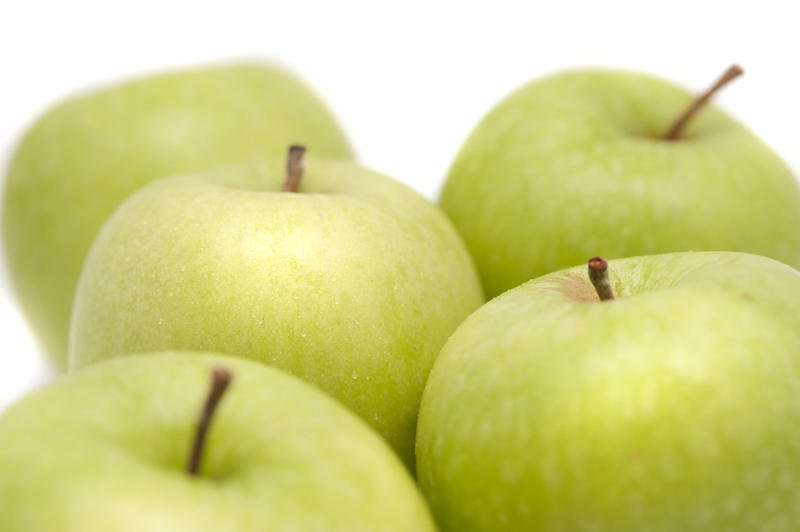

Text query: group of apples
(2, 60), (800, 531)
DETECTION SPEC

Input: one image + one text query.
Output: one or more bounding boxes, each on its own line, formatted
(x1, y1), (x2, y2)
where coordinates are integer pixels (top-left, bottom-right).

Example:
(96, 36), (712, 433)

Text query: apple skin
(440, 69), (800, 299)
(2, 62), (352, 369)
(68, 158), (484, 468)
(417, 252), (800, 531)
(0, 352), (436, 531)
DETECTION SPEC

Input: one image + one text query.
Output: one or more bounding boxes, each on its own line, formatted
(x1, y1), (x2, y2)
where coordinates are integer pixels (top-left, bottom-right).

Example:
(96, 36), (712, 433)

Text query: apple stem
(186, 367), (233, 476)
(282, 144), (307, 192)
(662, 64), (744, 141)
(588, 256), (615, 301)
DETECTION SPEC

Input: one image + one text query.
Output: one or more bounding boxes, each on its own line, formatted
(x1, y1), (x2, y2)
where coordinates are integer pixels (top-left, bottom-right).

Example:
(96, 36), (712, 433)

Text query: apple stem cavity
(662, 64), (744, 141)
(588, 256), (615, 301)
(187, 366), (233, 477)
(282, 144), (307, 192)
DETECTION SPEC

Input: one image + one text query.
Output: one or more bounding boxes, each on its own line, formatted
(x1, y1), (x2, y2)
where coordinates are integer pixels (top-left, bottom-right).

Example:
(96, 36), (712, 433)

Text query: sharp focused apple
(440, 65), (800, 298)
(68, 150), (484, 468)
(417, 251), (800, 531)
(0, 351), (436, 531)
(2, 62), (353, 369)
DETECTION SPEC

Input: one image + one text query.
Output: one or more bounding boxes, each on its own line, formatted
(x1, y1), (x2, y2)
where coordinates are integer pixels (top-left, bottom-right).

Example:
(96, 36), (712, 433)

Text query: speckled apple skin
(69, 158), (484, 469)
(0, 352), (436, 532)
(440, 69), (800, 299)
(2, 62), (353, 369)
(417, 251), (800, 531)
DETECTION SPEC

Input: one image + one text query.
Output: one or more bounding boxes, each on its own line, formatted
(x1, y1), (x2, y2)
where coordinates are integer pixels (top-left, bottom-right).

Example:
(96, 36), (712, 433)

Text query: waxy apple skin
(0, 352), (436, 532)
(69, 158), (484, 468)
(2, 62), (352, 369)
(440, 69), (800, 298)
(417, 252), (800, 531)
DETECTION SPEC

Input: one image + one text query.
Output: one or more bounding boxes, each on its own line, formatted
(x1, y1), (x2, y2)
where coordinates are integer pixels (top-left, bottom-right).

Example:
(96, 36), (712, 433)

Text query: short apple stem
(282, 144), (307, 192)
(186, 367), (233, 476)
(588, 256), (615, 301)
(662, 64), (744, 141)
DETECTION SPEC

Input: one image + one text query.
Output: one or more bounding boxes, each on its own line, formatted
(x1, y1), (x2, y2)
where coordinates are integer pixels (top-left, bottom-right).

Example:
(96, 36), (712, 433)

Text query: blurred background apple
(3, 62), (353, 370)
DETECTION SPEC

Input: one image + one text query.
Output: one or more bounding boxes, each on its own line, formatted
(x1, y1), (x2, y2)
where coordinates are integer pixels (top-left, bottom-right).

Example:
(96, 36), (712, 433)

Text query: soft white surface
(1, 0), (799, 412)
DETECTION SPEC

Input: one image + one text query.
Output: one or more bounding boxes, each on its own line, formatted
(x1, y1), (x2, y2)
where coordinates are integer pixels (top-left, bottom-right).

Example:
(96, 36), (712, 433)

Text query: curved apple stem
(662, 64), (744, 141)
(282, 145), (307, 192)
(187, 367), (233, 476)
(588, 256), (615, 301)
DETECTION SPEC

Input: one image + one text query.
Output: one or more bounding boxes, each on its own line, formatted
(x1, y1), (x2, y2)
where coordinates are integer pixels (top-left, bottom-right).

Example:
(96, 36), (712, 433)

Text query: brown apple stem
(186, 367), (233, 476)
(282, 144), (307, 192)
(588, 256), (615, 301)
(662, 64), (744, 141)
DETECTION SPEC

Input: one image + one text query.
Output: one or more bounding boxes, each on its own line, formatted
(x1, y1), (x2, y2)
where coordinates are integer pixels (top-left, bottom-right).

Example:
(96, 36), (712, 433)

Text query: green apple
(440, 66), (800, 298)
(68, 151), (484, 468)
(0, 351), (436, 531)
(417, 251), (800, 531)
(2, 62), (352, 369)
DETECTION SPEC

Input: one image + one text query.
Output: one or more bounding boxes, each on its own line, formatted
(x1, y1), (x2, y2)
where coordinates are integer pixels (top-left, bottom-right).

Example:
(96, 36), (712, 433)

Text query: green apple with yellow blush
(417, 251), (800, 531)
(2, 62), (353, 369)
(440, 65), (800, 298)
(68, 148), (484, 468)
(0, 351), (436, 531)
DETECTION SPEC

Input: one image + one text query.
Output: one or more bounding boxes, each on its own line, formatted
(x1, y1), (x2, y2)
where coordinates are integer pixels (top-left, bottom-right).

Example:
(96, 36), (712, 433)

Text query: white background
(1, 0), (799, 411)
